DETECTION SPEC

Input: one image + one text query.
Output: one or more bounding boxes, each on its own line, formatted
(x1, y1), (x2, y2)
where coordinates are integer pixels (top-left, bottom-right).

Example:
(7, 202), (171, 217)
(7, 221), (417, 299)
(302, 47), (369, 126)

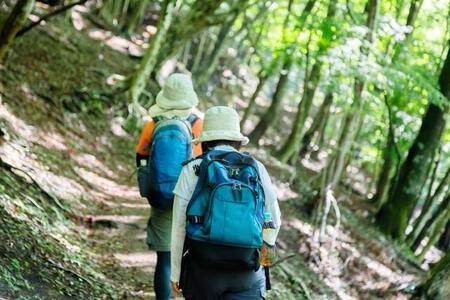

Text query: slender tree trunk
(248, 57), (293, 144)
(122, 0), (149, 34)
(189, 31), (209, 74)
(241, 71), (268, 129)
(276, 60), (323, 162)
(325, 0), (379, 188)
(276, 1), (337, 163)
(243, 0), (316, 143)
(377, 43), (449, 240)
(330, 83), (365, 188)
(195, 11), (240, 88)
(405, 162), (448, 246)
(392, 0), (424, 61)
(412, 192), (449, 252)
(299, 92), (333, 157)
(0, 0), (35, 61)
(437, 219), (450, 250)
(415, 195), (450, 261)
(372, 132), (395, 208)
(127, 0), (177, 104)
(407, 168), (450, 248)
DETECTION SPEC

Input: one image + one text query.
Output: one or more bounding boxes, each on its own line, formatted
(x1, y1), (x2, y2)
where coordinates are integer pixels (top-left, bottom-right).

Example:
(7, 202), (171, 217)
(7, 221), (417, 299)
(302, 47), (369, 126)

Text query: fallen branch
(16, 0), (88, 37)
(271, 253), (297, 268)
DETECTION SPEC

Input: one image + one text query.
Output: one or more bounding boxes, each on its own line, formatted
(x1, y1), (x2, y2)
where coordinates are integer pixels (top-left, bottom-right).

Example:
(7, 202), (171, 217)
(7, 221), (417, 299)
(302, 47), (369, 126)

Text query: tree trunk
(0, 0), (35, 61)
(372, 132), (395, 208)
(127, 0), (177, 104)
(276, 0), (337, 163)
(189, 31), (209, 73)
(330, 82), (365, 188)
(405, 165), (449, 247)
(195, 11), (240, 88)
(276, 60), (323, 162)
(122, 0), (150, 34)
(241, 71), (268, 129)
(325, 0), (379, 188)
(392, 0), (424, 61)
(153, 0), (234, 71)
(437, 219), (450, 251)
(417, 251), (450, 300)
(411, 190), (450, 252)
(248, 57), (293, 144)
(377, 42), (449, 240)
(299, 92), (333, 157)
(372, 0), (423, 208)
(415, 194), (450, 261)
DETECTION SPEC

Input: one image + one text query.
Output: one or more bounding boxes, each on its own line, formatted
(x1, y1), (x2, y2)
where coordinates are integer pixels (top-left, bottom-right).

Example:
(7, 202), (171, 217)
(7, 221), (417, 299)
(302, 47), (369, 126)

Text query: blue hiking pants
(182, 258), (266, 300)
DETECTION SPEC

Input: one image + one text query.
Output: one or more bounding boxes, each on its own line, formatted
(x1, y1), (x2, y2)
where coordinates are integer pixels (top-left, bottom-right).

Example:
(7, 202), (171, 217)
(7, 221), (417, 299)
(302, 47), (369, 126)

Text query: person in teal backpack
(136, 73), (203, 300)
(170, 106), (281, 300)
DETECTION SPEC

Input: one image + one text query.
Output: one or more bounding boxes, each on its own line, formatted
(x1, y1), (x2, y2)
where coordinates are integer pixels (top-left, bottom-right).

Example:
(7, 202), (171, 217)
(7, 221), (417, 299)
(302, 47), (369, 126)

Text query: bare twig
(271, 253), (297, 267)
(16, 0), (88, 37)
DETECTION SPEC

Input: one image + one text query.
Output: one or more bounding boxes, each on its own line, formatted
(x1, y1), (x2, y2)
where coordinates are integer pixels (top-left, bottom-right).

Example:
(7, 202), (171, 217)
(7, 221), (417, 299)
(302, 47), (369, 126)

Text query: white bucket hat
(193, 106), (249, 145)
(148, 73), (199, 118)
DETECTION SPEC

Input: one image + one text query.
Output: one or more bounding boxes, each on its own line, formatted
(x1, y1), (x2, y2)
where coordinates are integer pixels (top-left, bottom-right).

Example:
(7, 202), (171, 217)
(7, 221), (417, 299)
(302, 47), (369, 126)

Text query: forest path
(0, 100), (158, 298)
(75, 168), (157, 298)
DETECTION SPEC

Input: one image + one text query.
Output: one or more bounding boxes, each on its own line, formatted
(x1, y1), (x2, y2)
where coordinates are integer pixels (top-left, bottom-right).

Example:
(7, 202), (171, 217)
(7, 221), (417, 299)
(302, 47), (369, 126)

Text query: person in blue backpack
(170, 106), (281, 300)
(136, 73), (203, 300)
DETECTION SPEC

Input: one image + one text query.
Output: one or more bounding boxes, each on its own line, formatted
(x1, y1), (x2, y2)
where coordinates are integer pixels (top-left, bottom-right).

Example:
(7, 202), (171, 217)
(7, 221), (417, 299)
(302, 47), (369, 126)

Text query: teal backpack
(185, 149), (265, 270)
(138, 114), (198, 210)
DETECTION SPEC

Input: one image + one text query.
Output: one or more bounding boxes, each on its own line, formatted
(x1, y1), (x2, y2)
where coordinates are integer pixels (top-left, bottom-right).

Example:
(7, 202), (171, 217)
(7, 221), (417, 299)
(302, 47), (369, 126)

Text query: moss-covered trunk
(0, 0), (35, 61)
(127, 0), (176, 104)
(372, 0), (423, 208)
(376, 42), (449, 239)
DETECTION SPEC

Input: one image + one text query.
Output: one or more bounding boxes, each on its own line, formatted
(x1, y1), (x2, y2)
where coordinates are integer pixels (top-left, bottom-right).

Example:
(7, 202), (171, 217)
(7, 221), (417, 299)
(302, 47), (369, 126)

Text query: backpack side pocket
(137, 165), (151, 199)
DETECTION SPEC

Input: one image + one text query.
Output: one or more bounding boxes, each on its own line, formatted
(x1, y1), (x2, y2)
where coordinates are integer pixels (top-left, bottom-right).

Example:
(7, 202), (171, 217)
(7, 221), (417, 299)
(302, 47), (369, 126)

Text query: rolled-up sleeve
(257, 162), (281, 246)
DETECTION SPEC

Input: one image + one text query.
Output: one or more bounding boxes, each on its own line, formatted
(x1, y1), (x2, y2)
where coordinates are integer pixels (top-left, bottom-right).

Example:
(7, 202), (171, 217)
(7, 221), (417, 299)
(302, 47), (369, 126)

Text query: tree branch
(16, 0), (88, 38)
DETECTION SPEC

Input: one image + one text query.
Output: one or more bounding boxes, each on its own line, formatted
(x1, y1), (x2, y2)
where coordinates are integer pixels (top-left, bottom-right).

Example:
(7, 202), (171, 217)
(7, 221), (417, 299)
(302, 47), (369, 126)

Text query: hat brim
(193, 130), (249, 146)
(148, 103), (192, 119)
(154, 89), (199, 109)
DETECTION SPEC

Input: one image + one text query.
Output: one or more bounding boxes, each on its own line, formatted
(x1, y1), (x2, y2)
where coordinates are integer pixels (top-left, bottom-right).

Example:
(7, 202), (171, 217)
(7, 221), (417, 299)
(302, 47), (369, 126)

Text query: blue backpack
(138, 114), (198, 210)
(185, 149), (265, 270)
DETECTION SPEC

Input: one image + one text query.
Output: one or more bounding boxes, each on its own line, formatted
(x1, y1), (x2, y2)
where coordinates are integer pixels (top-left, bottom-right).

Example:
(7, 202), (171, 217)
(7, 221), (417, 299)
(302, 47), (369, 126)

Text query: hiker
(135, 73), (203, 300)
(170, 106), (281, 300)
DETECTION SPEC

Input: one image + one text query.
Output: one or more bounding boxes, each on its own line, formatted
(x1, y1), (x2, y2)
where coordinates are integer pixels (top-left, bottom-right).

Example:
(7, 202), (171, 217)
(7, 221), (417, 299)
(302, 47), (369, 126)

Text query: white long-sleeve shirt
(170, 145), (281, 282)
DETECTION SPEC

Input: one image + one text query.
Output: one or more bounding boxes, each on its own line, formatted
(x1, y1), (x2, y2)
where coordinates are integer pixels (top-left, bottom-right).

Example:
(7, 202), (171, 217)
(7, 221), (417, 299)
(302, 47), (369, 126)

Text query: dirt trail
(0, 100), (158, 298)
(71, 153), (159, 298)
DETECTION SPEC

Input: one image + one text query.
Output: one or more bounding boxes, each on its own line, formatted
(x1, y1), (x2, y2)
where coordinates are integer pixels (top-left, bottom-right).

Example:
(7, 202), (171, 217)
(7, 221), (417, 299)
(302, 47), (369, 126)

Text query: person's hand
(171, 281), (182, 295)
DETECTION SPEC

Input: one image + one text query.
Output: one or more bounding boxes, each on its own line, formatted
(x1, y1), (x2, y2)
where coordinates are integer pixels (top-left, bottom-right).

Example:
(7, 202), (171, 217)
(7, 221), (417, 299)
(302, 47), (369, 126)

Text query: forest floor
(0, 13), (439, 300)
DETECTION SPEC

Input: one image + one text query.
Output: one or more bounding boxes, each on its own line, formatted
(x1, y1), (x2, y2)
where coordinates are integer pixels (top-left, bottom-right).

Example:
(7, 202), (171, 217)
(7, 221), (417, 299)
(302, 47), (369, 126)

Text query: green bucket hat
(193, 106), (249, 145)
(148, 73), (199, 118)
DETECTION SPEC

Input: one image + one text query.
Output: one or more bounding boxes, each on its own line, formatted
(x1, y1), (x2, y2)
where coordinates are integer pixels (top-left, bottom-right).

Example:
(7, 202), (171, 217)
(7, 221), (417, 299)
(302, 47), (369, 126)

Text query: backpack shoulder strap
(186, 114), (199, 127)
(182, 153), (206, 167)
(152, 116), (165, 123)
